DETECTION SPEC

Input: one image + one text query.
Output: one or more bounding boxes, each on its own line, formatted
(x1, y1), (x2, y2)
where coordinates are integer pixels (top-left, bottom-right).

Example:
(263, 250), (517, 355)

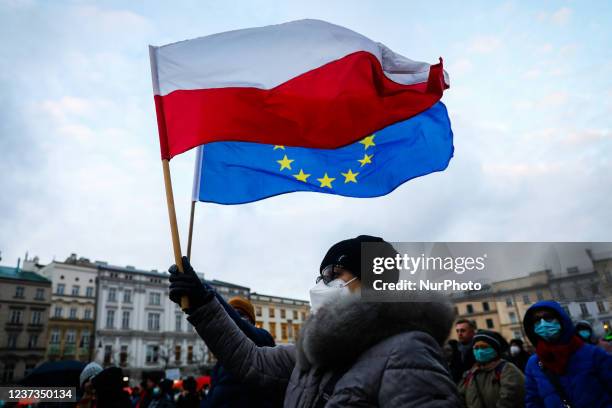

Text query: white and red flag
(149, 19), (449, 160)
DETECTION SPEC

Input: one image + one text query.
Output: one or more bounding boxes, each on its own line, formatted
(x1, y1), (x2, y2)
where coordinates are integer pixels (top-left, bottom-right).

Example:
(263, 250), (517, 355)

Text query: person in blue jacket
(523, 300), (612, 408)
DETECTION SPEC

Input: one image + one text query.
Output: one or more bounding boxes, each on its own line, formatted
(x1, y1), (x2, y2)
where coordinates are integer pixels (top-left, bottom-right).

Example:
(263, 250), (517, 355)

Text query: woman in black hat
(458, 330), (525, 408)
(167, 235), (461, 407)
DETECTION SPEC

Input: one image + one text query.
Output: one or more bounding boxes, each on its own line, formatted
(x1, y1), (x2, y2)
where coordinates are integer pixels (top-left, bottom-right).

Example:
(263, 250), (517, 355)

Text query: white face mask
(309, 277), (357, 314)
(510, 345), (521, 356)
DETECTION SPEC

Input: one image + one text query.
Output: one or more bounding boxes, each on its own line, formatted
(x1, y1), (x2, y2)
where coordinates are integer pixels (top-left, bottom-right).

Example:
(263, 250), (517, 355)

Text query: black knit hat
(320, 235), (398, 281)
(473, 330), (508, 354)
(92, 367), (124, 393)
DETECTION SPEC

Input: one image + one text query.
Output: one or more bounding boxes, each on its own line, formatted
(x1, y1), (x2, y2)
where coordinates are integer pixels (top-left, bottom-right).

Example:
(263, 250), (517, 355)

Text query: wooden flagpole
(187, 200), (196, 261)
(162, 159), (190, 311)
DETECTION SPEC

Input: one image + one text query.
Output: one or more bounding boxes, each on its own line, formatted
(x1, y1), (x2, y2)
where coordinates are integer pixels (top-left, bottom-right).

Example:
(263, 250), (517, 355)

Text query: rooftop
(0, 265), (51, 283)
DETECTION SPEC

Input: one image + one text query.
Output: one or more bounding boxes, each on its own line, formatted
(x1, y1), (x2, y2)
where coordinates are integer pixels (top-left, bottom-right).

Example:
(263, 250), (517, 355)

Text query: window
(65, 330), (76, 344)
(15, 286), (25, 298)
(50, 329), (60, 344)
(9, 309), (22, 324)
(108, 288), (117, 302)
(54, 307), (63, 318)
(509, 312), (517, 323)
(281, 323), (288, 341)
(7, 334), (18, 348)
(146, 345), (159, 363)
(31, 310), (42, 325)
(85, 287), (94, 297)
(269, 308), (275, 318)
(506, 298), (513, 307)
(269, 322), (277, 339)
(106, 310), (115, 328)
(175, 345), (182, 363)
(149, 292), (161, 305)
(293, 310), (298, 320)
(123, 290), (132, 303)
(293, 324), (300, 339)
(80, 330), (90, 347)
(466, 304), (474, 314)
(2, 363), (15, 383)
(513, 330), (522, 340)
(57, 284), (65, 295)
(580, 303), (589, 316)
(175, 314), (182, 332)
(35, 288), (44, 300)
(280, 309), (286, 319)
(84, 309), (92, 320)
(72, 285), (80, 296)
(256, 321), (263, 328)
(301, 312), (306, 321)
(148, 313), (160, 331)
(122, 311), (130, 330)
(187, 345), (193, 363)
(104, 345), (113, 364)
(482, 302), (490, 311)
(522, 294), (530, 304)
(563, 306), (571, 317)
(597, 301), (606, 313)
(69, 308), (77, 319)
(486, 318), (494, 329)
(120, 345), (128, 366)
(256, 306), (262, 317)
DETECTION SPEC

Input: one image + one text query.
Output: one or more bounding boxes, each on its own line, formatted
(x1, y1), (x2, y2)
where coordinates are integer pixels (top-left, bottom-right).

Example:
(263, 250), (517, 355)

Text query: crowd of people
(76, 362), (205, 408)
(74, 235), (612, 407)
(447, 304), (612, 408)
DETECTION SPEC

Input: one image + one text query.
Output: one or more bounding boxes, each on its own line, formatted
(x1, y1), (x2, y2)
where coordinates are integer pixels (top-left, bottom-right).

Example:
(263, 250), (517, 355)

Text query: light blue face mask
(534, 318), (561, 341)
(473, 347), (497, 363)
(578, 329), (591, 340)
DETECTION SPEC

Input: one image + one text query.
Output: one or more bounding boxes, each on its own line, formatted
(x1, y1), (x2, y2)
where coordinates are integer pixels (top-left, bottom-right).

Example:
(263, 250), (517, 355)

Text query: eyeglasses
(317, 264), (344, 284)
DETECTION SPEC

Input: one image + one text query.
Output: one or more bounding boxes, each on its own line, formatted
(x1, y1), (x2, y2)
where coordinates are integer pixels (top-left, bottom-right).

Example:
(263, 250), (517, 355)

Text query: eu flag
(193, 102), (453, 204)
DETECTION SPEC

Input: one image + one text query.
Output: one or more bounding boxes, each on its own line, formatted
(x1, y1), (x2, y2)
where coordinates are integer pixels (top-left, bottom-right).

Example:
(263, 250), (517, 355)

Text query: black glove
(168, 256), (214, 314)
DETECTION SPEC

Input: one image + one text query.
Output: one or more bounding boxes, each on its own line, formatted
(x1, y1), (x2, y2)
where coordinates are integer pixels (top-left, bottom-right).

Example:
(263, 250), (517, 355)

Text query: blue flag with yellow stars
(192, 102), (453, 204)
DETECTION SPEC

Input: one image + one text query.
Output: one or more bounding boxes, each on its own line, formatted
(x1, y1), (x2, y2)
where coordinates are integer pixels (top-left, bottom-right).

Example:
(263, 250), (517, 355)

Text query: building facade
(38, 254), (98, 362)
(94, 264), (208, 381)
(250, 293), (310, 344)
(0, 265), (52, 384)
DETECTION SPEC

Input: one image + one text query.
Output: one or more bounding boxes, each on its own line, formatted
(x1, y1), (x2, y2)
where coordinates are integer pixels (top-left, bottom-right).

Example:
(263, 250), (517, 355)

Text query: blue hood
(523, 300), (574, 345)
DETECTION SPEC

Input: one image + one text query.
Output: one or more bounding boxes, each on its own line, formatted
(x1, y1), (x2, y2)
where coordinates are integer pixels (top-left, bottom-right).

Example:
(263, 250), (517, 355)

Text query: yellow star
(358, 153), (373, 167)
(277, 155), (294, 171)
(293, 169), (310, 182)
(359, 135), (376, 150)
(317, 173), (335, 188)
(273, 145), (285, 150)
(341, 169), (359, 183)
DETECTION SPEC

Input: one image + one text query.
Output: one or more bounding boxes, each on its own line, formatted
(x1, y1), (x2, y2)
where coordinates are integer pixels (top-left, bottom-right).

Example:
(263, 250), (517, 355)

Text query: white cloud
(551, 7), (572, 25)
(467, 36), (502, 53)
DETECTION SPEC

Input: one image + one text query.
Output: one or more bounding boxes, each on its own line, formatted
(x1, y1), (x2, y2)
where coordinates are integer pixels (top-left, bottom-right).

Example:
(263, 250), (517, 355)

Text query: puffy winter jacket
(187, 293), (461, 407)
(523, 300), (612, 408)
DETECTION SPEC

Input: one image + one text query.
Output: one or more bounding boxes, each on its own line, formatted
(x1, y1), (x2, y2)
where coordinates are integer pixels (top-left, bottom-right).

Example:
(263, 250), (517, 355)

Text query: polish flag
(150, 19), (449, 160)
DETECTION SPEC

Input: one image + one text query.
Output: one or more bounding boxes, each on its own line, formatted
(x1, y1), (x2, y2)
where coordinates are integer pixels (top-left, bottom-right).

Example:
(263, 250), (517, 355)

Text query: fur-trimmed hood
(296, 294), (455, 370)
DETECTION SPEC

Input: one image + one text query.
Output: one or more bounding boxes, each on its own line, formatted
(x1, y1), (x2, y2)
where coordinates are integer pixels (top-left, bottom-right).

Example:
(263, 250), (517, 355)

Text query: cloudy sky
(1, 0), (610, 300)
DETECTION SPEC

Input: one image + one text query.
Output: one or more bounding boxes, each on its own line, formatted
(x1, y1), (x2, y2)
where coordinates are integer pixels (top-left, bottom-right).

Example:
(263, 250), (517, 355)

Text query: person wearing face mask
(458, 330), (525, 408)
(574, 320), (595, 345)
(202, 296), (278, 408)
(523, 300), (612, 408)
(167, 235), (461, 407)
(508, 339), (531, 373)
